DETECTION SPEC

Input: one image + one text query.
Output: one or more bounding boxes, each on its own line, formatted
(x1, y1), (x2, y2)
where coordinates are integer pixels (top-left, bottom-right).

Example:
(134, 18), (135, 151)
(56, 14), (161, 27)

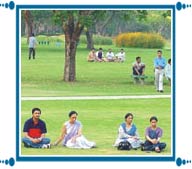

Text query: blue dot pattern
(176, 1), (192, 10)
(0, 157), (15, 167)
(0, 1), (15, 10)
(176, 157), (192, 167)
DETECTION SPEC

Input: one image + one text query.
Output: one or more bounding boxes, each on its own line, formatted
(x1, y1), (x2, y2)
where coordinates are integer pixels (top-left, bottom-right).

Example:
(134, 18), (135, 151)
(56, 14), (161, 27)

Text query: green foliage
(37, 35), (64, 43)
(115, 32), (166, 48)
(80, 34), (113, 45)
(142, 10), (171, 39)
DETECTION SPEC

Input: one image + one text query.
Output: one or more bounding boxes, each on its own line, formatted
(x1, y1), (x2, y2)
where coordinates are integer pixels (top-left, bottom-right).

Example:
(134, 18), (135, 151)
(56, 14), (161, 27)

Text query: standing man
(28, 33), (37, 60)
(154, 50), (166, 92)
(22, 108), (51, 148)
(165, 58), (171, 86)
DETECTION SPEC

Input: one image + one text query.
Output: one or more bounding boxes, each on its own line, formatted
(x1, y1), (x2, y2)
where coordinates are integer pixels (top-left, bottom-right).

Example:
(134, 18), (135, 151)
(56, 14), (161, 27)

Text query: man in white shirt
(116, 49), (126, 62)
(165, 58), (171, 86)
(106, 49), (115, 62)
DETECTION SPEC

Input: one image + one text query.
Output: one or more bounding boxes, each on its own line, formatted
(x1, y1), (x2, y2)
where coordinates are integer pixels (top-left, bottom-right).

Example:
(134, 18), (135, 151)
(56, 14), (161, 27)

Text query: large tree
(53, 10), (93, 82)
(23, 10), (149, 82)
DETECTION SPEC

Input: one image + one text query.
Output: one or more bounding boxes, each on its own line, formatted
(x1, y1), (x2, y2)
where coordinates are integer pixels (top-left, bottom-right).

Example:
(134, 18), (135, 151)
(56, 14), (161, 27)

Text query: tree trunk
(64, 36), (77, 82)
(63, 15), (84, 82)
(23, 10), (33, 43)
(86, 30), (94, 50)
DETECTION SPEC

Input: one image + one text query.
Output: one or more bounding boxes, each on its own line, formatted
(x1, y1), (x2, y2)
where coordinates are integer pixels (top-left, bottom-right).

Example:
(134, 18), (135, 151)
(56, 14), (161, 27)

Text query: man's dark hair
(136, 56), (141, 60)
(157, 50), (162, 53)
(168, 58), (171, 63)
(69, 111), (78, 117)
(32, 108), (41, 114)
(150, 116), (158, 122)
(124, 113), (133, 120)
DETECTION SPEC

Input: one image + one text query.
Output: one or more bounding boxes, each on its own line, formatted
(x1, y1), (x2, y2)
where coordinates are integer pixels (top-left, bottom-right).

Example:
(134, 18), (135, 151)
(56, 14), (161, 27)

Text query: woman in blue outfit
(114, 113), (143, 149)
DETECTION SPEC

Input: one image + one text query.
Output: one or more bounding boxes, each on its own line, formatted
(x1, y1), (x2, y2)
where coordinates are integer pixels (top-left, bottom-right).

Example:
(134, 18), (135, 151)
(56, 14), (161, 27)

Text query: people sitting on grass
(106, 48), (115, 62)
(116, 48), (126, 62)
(87, 48), (96, 62)
(165, 58), (171, 86)
(22, 108), (51, 149)
(141, 116), (166, 153)
(114, 112), (143, 150)
(132, 56), (146, 84)
(53, 111), (96, 149)
(96, 48), (105, 62)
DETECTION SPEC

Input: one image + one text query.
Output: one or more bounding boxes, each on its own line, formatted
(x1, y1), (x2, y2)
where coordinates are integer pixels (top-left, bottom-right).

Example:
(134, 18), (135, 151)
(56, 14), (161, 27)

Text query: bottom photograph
(20, 98), (171, 156)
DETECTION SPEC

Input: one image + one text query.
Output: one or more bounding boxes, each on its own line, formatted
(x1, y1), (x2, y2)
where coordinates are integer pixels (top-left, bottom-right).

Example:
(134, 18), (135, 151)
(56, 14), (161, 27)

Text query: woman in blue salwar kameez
(114, 113), (143, 149)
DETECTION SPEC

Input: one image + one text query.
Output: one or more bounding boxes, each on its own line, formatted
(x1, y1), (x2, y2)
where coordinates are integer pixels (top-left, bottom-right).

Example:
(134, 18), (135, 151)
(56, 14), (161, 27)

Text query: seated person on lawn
(87, 48), (96, 62)
(53, 111), (96, 149)
(132, 56), (146, 84)
(96, 48), (105, 62)
(22, 108), (51, 148)
(114, 113), (143, 150)
(106, 48), (115, 62)
(116, 48), (126, 62)
(141, 116), (166, 153)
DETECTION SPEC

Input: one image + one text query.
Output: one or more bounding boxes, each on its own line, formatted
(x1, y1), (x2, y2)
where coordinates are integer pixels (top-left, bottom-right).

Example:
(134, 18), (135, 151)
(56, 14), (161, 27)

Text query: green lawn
(21, 98), (171, 155)
(21, 41), (171, 96)
(20, 38), (172, 157)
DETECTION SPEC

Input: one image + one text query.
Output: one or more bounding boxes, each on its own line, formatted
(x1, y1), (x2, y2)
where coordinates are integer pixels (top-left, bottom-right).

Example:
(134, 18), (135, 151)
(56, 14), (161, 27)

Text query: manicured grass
(21, 98), (171, 155)
(21, 41), (171, 96)
(20, 37), (172, 157)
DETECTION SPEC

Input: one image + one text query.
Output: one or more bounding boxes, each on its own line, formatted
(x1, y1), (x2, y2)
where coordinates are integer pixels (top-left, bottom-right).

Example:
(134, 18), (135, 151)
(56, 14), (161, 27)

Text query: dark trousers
(143, 141), (166, 151)
(29, 48), (35, 59)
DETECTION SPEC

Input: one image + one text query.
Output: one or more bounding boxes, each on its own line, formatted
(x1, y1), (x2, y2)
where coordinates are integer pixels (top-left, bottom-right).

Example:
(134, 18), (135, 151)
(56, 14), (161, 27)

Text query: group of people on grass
(87, 48), (126, 62)
(88, 48), (172, 92)
(22, 108), (166, 153)
(132, 51), (171, 89)
(28, 33), (172, 93)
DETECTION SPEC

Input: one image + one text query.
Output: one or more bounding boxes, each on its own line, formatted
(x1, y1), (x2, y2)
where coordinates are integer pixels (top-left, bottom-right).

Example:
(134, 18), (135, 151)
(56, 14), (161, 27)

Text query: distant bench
(131, 75), (148, 85)
(38, 41), (50, 45)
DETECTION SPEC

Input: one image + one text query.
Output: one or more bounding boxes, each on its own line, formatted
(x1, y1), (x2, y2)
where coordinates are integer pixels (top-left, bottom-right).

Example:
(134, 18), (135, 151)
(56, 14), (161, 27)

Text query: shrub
(36, 35), (64, 43)
(80, 34), (113, 45)
(115, 32), (166, 48)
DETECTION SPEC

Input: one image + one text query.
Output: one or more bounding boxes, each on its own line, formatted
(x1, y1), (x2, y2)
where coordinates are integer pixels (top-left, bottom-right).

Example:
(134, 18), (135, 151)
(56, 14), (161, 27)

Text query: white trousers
(155, 68), (164, 91)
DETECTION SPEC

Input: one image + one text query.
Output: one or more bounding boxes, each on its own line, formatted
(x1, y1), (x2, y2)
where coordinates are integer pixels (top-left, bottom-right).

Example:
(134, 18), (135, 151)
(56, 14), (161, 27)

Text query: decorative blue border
(0, 1), (15, 10)
(16, 4), (176, 162)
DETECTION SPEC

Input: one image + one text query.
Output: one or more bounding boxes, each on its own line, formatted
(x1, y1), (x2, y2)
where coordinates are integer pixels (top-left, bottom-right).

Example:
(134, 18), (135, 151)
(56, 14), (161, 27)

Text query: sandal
(155, 147), (161, 153)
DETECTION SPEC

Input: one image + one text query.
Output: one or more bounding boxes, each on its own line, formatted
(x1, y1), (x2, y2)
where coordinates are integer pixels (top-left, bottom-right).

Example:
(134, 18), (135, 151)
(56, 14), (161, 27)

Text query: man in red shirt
(22, 108), (51, 148)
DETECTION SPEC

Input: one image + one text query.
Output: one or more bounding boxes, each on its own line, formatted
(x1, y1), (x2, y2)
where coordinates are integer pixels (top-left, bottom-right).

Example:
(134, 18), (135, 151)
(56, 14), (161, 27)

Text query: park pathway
(21, 95), (171, 101)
